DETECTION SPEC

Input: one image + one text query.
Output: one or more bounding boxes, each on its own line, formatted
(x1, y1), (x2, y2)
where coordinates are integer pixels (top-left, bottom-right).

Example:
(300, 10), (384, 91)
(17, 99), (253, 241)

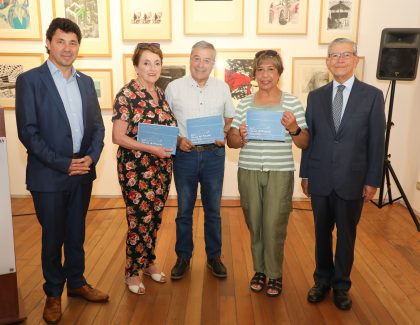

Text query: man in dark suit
(300, 38), (385, 310)
(15, 18), (108, 324)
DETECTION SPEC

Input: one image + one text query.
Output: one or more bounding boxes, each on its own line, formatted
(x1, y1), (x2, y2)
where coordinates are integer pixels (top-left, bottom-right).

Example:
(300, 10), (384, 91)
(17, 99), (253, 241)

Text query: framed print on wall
(0, 0), (42, 40)
(0, 53), (44, 109)
(184, 0), (244, 35)
(123, 54), (190, 92)
(53, 0), (111, 56)
(214, 49), (280, 105)
(257, 0), (308, 35)
(121, 0), (171, 41)
(319, 0), (360, 44)
(291, 56), (364, 106)
(78, 69), (114, 110)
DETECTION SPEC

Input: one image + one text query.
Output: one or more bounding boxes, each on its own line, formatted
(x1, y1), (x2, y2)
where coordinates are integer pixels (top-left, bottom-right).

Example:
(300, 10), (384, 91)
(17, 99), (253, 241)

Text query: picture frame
(0, 0), (42, 40)
(120, 0), (171, 41)
(0, 53), (44, 109)
(77, 69), (114, 110)
(291, 56), (365, 106)
(256, 0), (309, 35)
(184, 0), (244, 35)
(319, 0), (360, 44)
(123, 54), (190, 92)
(52, 0), (112, 56)
(214, 49), (280, 105)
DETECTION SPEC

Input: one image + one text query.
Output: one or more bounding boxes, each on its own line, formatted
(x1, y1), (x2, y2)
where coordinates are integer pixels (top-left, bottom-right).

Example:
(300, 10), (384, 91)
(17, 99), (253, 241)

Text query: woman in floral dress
(112, 43), (177, 294)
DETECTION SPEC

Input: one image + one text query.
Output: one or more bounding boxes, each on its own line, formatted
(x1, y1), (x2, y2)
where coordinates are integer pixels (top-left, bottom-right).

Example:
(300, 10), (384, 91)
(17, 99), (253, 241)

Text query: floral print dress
(112, 79), (177, 278)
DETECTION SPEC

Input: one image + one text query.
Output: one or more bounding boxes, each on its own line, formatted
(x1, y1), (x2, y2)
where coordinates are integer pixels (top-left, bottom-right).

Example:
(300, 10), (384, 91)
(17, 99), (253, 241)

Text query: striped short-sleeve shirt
(231, 91), (307, 171)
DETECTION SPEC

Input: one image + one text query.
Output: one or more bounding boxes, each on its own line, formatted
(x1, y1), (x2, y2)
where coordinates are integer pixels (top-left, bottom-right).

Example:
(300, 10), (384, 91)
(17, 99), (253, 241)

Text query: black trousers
(310, 191), (363, 291)
(31, 181), (92, 297)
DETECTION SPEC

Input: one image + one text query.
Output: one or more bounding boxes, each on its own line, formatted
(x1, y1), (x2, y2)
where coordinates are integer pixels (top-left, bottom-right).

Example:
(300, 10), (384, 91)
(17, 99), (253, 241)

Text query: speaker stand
(371, 80), (420, 231)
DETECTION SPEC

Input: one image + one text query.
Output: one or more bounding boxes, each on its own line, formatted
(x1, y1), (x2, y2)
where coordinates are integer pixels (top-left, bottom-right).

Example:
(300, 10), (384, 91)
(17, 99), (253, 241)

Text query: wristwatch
(289, 127), (301, 136)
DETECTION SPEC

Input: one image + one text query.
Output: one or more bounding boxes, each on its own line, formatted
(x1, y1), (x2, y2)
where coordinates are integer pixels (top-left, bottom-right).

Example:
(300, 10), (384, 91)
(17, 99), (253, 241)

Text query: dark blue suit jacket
(300, 78), (385, 200)
(15, 62), (105, 192)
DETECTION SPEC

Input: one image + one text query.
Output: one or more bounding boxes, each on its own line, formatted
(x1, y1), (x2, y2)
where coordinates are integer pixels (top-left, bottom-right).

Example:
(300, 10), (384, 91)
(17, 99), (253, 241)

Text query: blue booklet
(137, 123), (179, 155)
(246, 110), (285, 141)
(186, 115), (224, 145)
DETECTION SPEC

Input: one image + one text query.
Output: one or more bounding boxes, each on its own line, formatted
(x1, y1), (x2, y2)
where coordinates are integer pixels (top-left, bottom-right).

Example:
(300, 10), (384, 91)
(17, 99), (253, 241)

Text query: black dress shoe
(207, 257), (227, 278)
(307, 284), (330, 303)
(333, 289), (352, 310)
(171, 257), (190, 280)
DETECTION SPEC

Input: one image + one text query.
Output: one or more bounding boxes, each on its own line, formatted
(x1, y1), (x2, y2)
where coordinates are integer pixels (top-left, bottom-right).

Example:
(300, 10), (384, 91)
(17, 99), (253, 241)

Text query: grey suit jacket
(299, 78), (386, 200)
(15, 62), (105, 192)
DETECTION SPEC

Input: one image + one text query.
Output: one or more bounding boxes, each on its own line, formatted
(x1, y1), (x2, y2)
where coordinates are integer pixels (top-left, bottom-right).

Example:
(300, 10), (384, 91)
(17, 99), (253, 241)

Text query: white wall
(3, 0), (420, 210)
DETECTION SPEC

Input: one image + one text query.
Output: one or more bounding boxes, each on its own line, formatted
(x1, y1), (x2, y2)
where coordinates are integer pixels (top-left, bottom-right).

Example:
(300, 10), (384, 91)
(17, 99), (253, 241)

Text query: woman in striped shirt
(227, 50), (309, 297)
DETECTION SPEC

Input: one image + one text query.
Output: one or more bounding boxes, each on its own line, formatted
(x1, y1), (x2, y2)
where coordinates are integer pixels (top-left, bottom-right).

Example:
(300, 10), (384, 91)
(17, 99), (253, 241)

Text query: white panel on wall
(0, 136), (16, 275)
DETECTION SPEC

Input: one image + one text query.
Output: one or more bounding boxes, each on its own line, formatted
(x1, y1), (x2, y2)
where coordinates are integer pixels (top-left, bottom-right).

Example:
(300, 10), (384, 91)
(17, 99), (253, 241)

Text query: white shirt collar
(333, 75), (355, 90)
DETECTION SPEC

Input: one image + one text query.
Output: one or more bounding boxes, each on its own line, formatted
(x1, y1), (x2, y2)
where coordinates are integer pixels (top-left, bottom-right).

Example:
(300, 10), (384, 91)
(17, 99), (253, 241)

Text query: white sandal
(125, 277), (145, 295)
(144, 271), (166, 283)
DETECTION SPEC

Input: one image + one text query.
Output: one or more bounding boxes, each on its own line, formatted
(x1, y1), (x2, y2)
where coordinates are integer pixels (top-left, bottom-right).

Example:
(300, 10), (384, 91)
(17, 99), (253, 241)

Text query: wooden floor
(11, 197), (420, 325)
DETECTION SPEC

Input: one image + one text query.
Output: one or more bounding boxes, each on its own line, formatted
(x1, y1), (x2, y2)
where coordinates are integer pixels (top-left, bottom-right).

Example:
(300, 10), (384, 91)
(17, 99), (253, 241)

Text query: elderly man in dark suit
(300, 38), (385, 310)
(15, 18), (108, 323)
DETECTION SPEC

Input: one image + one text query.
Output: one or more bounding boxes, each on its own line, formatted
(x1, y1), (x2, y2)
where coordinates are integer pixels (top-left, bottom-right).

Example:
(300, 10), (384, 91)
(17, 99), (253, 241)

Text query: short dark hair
(45, 18), (82, 53)
(252, 50), (284, 78)
(132, 43), (163, 67)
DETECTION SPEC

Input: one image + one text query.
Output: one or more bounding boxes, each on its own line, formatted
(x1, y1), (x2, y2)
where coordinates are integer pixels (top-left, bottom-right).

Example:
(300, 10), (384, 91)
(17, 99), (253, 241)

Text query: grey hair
(191, 40), (216, 59)
(328, 38), (358, 55)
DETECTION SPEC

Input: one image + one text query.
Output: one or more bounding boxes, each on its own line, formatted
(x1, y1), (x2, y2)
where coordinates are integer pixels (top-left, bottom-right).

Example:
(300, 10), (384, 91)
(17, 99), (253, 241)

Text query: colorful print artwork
(0, 0), (31, 30)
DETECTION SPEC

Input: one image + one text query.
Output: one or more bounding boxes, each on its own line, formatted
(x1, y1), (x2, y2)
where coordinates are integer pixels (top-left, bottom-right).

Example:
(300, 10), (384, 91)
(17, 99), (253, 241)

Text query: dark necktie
(332, 85), (345, 131)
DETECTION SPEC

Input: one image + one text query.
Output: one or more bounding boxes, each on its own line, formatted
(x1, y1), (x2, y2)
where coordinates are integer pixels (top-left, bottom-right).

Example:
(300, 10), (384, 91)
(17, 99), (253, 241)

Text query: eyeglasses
(328, 52), (355, 60)
(136, 42), (160, 49)
(255, 50), (279, 59)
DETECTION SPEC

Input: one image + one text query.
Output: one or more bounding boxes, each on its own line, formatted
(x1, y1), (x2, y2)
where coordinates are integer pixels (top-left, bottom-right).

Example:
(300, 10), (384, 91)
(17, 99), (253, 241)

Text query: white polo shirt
(165, 75), (235, 137)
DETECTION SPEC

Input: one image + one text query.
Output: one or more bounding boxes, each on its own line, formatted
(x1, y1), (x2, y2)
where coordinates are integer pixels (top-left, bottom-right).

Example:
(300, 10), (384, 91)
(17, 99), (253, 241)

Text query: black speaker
(377, 28), (420, 81)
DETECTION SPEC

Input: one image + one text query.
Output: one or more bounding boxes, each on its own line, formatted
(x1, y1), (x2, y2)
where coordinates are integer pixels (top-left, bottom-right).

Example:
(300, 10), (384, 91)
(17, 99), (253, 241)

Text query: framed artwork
(121, 0), (171, 41)
(319, 0), (360, 44)
(0, 0), (42, 40)
(291, 56), (364, 106)
(52, 0), (111, 56)
(78, 69), (114, 110)
(0, 53), (44, 109)
(184, 0), (243, 35)
(214, 49), (280, 105)
(123, 54), (190, 92)
(257, 0), (308, 35)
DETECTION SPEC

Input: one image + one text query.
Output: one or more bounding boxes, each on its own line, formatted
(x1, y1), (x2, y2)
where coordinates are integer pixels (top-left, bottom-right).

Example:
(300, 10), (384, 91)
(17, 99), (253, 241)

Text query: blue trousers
(31, 181), (92, 297)
(173, 147), (225, 260)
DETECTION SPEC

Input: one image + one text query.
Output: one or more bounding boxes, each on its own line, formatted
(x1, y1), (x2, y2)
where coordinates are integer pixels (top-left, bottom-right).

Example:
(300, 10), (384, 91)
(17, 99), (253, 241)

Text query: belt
(190, 144), (218, 152)
(72, 153), (82, 158)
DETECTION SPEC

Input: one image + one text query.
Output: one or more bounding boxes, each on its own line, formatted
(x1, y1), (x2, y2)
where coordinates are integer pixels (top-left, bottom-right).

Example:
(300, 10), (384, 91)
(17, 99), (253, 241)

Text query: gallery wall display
(121, 0), (171, 41)
(319, 0), (360, 44)
(77, 69), (114, 110)
(0, 53), (44, 109)
(52, 0), (112, 56)
(257, 0), (308, 35)
(123, 53), (190, 92)
(214, 49), (280, 105)
(0, 0), (42, 40)
(291, 56), (365, 106)
(184, 0), (244, 35)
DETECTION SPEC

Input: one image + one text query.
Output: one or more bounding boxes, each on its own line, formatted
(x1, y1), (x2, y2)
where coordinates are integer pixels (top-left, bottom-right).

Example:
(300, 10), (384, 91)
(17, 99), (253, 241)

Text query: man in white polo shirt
(165, 40), (235, 279)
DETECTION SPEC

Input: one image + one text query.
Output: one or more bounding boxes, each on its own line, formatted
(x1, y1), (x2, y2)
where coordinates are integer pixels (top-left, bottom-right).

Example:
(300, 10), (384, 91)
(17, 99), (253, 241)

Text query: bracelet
(288, 127), (301, 136)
